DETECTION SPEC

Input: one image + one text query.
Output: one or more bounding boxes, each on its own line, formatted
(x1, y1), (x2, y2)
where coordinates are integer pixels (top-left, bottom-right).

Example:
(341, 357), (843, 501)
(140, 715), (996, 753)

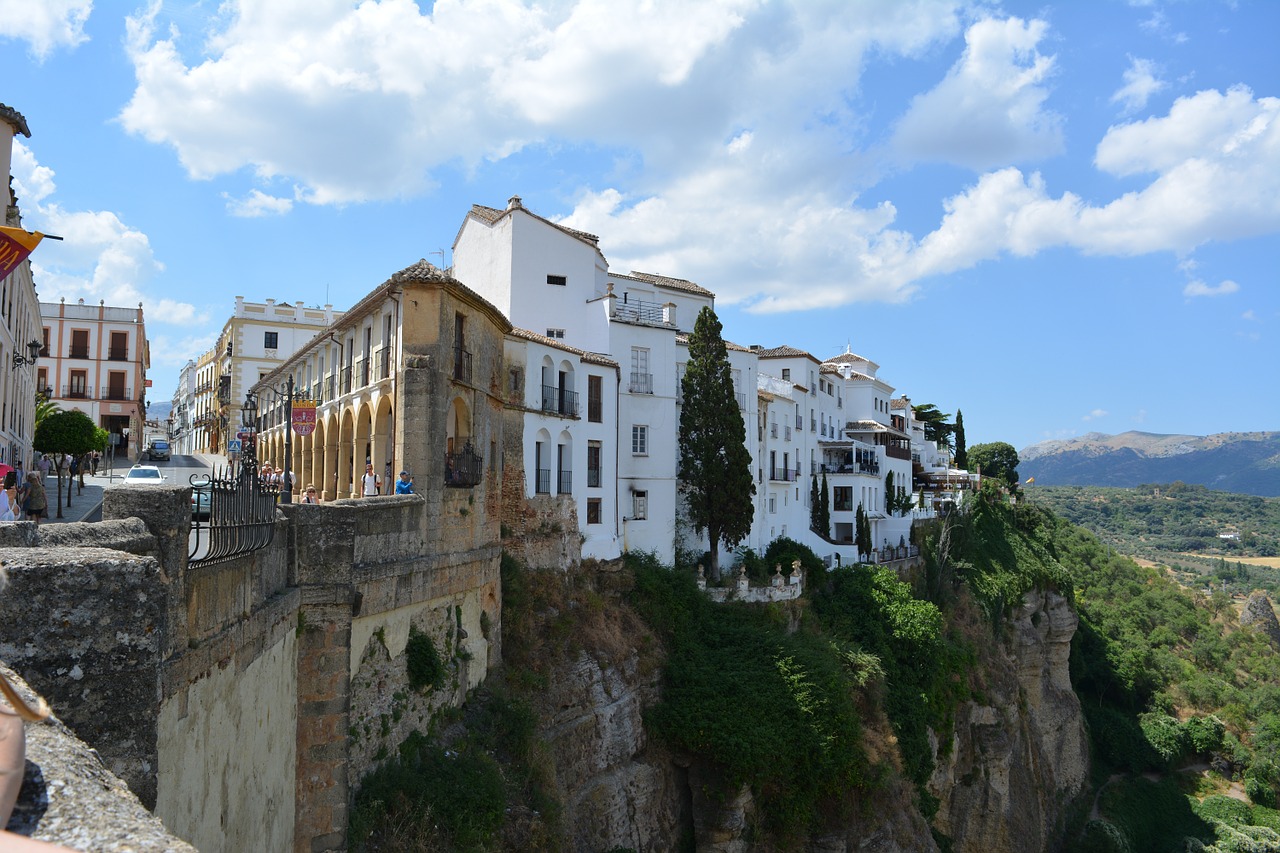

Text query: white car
(122, 465), (166, 484)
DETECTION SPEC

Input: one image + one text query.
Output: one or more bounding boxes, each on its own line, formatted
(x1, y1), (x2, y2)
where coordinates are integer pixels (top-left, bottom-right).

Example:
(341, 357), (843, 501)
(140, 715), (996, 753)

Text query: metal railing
(587, 467), (601, 488)
(107, 348), (128, 361)
(541, 385), (579, 417)
(769, 467), (799, 482)
(785, 426), (792, 441)
(378, 347), (391, 380)
(629, 372), (653, 394)
(189, 447), (281, 566)
(736, 392), (747, 411)
(62, 384), (91, 399)
(69, 346), (89, 359)
(453, 347), (473, 383)
(535, 468), (551, 494)
(612, 299), (667, 324)
(770, 424), (778, 438)
(558, 469), (572, 495)
(354, 358), (368, 388)
(444, 443), (483, 487)
(102, 387), (132, 401)
(340, 366), (352, 395)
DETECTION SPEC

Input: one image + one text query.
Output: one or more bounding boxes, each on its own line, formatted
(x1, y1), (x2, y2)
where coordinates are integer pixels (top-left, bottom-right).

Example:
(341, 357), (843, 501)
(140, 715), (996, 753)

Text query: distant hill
(1018, 430), (1280, 497)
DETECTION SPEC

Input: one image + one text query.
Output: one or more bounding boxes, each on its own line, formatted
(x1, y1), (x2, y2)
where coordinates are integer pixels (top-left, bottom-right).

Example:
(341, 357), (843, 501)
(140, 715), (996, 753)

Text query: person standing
(361, 463), (381, 497)
(394, 471), (414, 495)
(23, 473), (46, 525)
(0, 472), (17, 521)
(301, 484), (320, 504)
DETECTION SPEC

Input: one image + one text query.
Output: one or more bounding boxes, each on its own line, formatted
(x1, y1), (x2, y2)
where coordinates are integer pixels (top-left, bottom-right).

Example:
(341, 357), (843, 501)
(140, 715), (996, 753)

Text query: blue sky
(3, 0), (1277, 453)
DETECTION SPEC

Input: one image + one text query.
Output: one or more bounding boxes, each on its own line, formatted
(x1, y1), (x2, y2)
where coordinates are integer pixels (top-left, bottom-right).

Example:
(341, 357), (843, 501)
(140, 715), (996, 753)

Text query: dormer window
(547, 274), (567, 286)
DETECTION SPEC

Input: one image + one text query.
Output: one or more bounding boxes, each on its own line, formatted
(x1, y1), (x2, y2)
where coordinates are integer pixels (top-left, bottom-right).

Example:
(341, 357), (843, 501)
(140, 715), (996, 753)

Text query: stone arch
(446, 395), (471, 454)
(371, 394), (394, 488)
(337, 407), (355, 498)
(532, 427), (552, 495)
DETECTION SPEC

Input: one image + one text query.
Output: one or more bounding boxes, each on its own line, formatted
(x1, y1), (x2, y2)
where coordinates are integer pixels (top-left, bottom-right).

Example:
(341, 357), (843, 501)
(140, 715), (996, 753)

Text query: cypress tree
(678, 306), (756, 581)
(810, 472), (821, 533)
(954, 409), (968, 470)
(819, 470), (831, 537)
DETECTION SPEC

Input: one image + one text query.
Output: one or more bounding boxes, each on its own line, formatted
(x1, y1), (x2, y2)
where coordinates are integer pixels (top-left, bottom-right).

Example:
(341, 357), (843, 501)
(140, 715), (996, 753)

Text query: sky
(3, 0), (1277, 453)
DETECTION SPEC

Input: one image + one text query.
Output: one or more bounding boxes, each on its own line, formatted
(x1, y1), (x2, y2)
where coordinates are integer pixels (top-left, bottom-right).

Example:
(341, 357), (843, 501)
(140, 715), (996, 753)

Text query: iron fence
(189, 445), (281, 566)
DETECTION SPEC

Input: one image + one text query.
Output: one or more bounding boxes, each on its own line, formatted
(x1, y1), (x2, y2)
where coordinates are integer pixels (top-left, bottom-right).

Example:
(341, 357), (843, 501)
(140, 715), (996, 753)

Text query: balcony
(62, 384), (91, 400)
(629, 372), (653, 394)
(785, 426), (792, 441)
(769, 467), (799, 482)
(885, 443), (912, 461)
(102, 386), (133, 401)
(453, 347), (473, 383)
(68, 347), (89, 359)
(558, 469), (573, 495)
(378, 347), (391, 381)
(354, 357), (369, 388)
(445, 444), (483, 488)
(541, 385), (579, 417)
(535, 468), (551, 494)
(612, 299), (669, 325)
(340, 366), (352, 395)
(795, 415), (803, 430)
(107, 348), (128, 362)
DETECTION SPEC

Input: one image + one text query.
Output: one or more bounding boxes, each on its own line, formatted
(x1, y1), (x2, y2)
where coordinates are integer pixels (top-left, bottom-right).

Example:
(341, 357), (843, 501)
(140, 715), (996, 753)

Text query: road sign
(236, 430), (255, 440)
(227, 439), (242, 454)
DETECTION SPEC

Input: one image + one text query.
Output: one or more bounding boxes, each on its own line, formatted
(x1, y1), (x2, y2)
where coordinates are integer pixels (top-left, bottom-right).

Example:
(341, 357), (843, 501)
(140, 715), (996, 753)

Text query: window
(769, 496), (776, 514)
(632, 490), (648, 520)
(547, 274), (567, 286)
(629, 347), (652, 394)
(587, 441), (602, 487)
(632, 425), (648, 455)
(587, 498), (602, 525)
(782, 369), (790, 381)
(264, 331), (279, 349)
(588, 375), (602, 422)
(509, 368), (521, 395)
(834, 487), (853, 512)
(70, 329), (89, 359)
(546, 328), (565, 339)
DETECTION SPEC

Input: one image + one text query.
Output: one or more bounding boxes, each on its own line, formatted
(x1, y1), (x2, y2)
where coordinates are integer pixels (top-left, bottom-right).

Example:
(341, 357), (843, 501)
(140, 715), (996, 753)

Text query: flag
(1025, 476), (1035, 484)
(0, 226), (45, 279)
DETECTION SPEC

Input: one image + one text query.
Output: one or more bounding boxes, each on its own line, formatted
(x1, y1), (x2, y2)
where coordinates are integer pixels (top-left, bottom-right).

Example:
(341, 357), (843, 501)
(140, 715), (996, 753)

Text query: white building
(39, 298), (150, 461)
(0, 103), (43, 469)
(171, 359), (197, 455)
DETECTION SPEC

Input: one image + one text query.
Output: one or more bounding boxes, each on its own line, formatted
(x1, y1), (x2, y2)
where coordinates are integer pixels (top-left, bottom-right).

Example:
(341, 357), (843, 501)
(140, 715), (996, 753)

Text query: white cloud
(0, 0), (91, 60)
(224, 189), (294, 218)
(118, 0), (964, 205)
(1082, 408), (1108, 421)
(148, 333), (219, 369)
(1183, 279), (1239, 298)
(890, 16), (1063, 169)
(11, 142), (202, 326)
(1111, 57), (1165, 113)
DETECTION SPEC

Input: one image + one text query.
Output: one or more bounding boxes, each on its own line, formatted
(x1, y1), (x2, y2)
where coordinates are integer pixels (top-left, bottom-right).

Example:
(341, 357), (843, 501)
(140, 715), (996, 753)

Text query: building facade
(38, 298), (149, 461)
(1, 103), (45, 469)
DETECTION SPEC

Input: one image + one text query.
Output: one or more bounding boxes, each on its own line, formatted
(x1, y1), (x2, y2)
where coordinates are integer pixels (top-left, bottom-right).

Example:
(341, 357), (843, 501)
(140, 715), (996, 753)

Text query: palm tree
(35, 395), (59, 432)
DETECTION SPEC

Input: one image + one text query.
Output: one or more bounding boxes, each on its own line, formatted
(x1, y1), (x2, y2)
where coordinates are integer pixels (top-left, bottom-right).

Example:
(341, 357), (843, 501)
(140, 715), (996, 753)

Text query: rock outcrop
(928, 589), (1088, 853)
(1240, 592), (1280, 646)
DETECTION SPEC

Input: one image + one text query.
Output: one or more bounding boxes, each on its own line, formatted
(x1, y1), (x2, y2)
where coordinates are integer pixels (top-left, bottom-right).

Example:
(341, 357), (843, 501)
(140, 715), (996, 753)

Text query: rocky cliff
(520, 564), (1086, 852)
(928, 589), (1088, 853)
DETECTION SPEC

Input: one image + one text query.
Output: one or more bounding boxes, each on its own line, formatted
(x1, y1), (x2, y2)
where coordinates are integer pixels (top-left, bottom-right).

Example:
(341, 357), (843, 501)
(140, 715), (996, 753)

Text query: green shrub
(1246, 759), (1280, 809)
(1185, 715), (1227, 755)
(406, 625), (445, 691)
(1139, 712), (1189, 768)
(1194, 794), (1252, 827)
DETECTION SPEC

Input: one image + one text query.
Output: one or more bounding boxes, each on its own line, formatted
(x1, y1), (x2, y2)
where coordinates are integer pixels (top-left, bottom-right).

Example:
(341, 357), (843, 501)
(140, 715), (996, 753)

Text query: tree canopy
(678, 306), (755, 581)
(912, 403), (953, 449)
(968, 441), (1020, 488)
(34, 409), (99, 458)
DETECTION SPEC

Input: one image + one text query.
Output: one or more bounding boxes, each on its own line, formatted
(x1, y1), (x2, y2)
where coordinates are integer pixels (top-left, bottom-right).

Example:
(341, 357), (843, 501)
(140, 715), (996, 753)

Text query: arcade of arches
(259, 390), (395, 501)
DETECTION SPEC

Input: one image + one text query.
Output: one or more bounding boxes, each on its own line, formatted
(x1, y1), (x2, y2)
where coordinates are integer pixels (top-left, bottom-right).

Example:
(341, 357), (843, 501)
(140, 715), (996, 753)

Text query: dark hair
(3, 472), (15, 489)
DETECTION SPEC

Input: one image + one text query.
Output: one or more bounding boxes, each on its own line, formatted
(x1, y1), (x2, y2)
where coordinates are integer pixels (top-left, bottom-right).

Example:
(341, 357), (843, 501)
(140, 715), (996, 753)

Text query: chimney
(507, 195), (523, 210)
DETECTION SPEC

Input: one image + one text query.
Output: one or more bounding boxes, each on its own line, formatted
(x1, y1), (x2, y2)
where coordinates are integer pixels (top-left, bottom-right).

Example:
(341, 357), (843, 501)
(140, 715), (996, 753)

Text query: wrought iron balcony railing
(629, 372), (653, 394)
(445, 444), (483, 488)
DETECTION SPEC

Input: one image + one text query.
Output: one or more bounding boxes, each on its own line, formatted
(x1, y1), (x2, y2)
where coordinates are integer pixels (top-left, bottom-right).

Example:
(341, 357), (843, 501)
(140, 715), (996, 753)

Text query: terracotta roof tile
(509, 327), (618, 367)
(623, 271), (715, 298)
(0, 104), (30, 138)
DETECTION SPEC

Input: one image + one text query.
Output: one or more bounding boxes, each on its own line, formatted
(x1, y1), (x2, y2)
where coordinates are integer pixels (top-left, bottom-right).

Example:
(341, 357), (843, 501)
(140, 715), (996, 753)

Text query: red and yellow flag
(0, 226), (45, 279)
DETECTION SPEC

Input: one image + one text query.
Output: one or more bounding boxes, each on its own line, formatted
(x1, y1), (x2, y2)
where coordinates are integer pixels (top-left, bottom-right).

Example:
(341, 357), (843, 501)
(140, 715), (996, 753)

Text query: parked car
(147, 440), (171, 461)
(122, 465), (166, 484)
(191, 488), (211, 520)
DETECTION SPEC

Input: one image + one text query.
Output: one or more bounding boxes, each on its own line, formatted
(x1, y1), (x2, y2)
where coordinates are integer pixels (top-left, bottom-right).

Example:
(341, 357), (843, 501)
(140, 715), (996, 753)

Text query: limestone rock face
(1240, 592), (1280, 646)
(928, 589), (1088, 853)
(535, 650), (690, 852)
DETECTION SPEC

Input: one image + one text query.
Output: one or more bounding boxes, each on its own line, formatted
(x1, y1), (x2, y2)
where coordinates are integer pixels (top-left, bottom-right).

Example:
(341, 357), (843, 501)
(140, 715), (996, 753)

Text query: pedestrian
(384, 460), (393, 494)
(13, 460), (24, 487)
(70, 456), (82, 495)
(394, 470), (414, 495)
(91, 451), (99, 476)
(23, 473), (46, 525)
(360, 463), (381, 497)
(301, 484), (320, 504)
(0, 472), (17, 521)
(37, 454), (50, 480)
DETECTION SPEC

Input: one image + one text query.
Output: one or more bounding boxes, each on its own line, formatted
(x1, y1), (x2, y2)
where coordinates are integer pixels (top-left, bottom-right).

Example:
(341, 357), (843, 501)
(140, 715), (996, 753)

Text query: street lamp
(246, 375), (298, 503)
(12, 340), (41, 370)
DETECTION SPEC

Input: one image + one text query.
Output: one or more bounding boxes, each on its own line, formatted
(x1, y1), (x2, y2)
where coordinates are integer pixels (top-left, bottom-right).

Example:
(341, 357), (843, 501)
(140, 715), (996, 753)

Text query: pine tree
(678, 306), (756, 581)
(954, 409), (968, 470)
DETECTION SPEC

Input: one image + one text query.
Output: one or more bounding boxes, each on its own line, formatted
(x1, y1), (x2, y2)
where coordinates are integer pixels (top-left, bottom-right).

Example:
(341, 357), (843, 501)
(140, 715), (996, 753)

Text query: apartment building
(1, 103), (43, 469)
(39, 298), (149, 460)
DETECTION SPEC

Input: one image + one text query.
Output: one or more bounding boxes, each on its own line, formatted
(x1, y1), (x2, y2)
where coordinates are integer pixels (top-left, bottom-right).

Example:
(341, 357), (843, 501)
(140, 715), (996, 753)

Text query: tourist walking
(361, 463), (381, 497)
(90, 451), (100, 476)
(23, 473), (46, 525)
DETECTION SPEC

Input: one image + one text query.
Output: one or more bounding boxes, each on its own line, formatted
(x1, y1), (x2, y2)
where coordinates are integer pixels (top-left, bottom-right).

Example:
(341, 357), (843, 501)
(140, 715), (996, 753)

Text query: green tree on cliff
(33, 409), (98, 519)
(968, 441), (1020, 488)
(954, 409), (968, 470)
(678, 306), (755, 581)
(912, 403), (953, 449)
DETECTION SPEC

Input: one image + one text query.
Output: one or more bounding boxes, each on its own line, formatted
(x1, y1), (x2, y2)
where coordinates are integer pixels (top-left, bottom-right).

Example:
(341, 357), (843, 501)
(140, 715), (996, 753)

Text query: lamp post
(11, 340), (41, 370)
(245, 374), (297, 502)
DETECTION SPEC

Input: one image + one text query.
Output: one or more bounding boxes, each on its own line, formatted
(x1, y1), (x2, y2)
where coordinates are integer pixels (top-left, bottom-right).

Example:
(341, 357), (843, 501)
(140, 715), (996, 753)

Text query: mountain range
(1018, 430), (1280, 497)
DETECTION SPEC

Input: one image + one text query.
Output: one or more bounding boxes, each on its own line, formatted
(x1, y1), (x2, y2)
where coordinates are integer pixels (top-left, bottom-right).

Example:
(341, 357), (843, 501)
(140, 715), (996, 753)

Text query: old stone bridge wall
(0, 481), (500, 853)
